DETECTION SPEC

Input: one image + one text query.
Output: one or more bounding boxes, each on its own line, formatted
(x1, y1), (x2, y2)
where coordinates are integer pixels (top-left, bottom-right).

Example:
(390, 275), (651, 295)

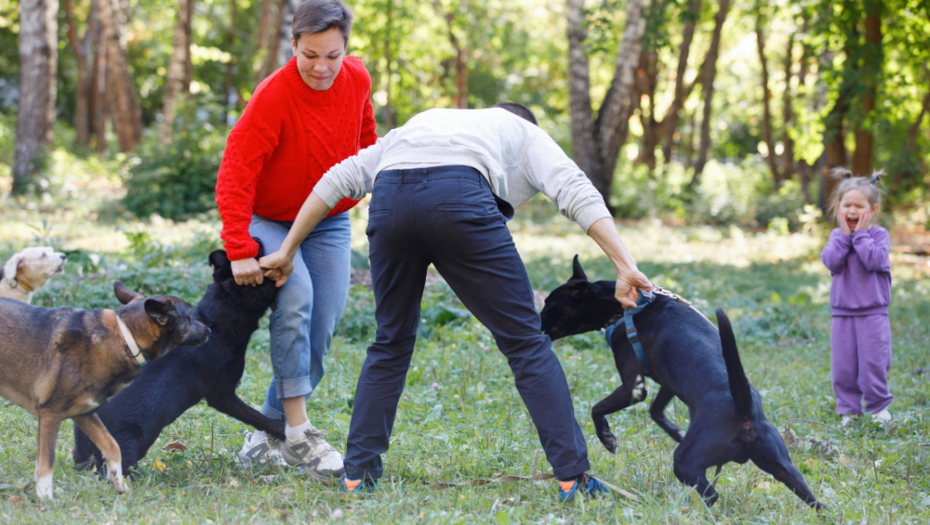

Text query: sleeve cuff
(575, 204), (613, 233)
(225, 240), (260, 262)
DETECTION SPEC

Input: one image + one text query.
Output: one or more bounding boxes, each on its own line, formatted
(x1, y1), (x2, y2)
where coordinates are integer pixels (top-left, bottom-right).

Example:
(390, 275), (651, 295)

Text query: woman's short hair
(292, 0), (354, 44)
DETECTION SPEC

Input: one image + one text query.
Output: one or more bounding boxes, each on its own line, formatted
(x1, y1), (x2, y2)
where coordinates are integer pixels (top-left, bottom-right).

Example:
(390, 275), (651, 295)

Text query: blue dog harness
(605, 290), (655, 376)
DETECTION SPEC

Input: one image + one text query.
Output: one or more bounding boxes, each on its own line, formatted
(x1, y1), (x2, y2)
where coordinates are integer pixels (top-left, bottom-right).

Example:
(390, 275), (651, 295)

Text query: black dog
(72, 247), (286, 473)
(540, 256), (822, 509)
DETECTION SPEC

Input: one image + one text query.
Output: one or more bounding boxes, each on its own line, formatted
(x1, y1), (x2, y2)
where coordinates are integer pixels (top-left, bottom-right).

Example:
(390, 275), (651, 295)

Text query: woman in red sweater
(214, 0), (376, 483)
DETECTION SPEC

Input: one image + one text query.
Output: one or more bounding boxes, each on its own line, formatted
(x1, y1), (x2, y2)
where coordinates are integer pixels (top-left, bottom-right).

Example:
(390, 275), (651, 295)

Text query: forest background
(1, 0), (929, 229)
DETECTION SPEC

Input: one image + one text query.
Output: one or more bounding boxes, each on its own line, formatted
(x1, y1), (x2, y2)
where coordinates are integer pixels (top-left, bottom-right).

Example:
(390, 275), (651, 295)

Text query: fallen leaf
(163, 440), (188, 452)
(8, 495), (22, 503)
(568, 355), (581, 361)
(153, 459), (167, 472)
(228, 479), (239, 488)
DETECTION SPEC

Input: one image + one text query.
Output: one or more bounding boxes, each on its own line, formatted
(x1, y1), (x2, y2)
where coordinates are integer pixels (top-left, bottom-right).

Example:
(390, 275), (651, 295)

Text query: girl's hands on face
(856, 209), (874, 231)
(838, 212), (852, 236)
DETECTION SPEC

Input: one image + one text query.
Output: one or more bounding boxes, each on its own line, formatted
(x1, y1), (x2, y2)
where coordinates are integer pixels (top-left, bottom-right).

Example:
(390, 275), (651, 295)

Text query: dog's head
(113, 281), (211, 358)
(2, 247), (66, 291)
(540, 255), (625, 341)
(206, 238), (279, 312)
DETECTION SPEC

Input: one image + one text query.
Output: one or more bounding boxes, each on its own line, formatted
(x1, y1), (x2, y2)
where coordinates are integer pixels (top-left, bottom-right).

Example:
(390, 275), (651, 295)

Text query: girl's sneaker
(558, 473), (610, 503)
(872, 408), (892, 423)
(840, 414), (858, 427)
(280, 424), (345, 483)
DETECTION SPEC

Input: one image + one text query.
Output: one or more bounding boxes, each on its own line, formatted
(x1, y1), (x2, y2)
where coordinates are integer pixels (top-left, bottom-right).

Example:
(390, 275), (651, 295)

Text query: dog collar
(16, 279), (34, 292)
(116, 315), (147, 367)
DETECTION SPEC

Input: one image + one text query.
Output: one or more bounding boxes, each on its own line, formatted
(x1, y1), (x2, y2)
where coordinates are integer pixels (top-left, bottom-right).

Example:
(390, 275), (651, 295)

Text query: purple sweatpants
(831, 315), (894, 415)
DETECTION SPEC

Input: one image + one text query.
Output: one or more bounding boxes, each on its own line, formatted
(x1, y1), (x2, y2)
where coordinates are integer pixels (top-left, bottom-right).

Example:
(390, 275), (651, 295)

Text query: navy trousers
(344, 165), (590, 481)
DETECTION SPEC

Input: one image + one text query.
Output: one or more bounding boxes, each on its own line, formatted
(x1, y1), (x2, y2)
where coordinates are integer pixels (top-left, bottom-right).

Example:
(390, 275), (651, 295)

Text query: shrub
(123, 119), (226, 220)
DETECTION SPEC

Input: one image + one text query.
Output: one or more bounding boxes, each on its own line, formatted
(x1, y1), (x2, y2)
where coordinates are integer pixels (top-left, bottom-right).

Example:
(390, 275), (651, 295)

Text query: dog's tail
(716, 308), (753, 421)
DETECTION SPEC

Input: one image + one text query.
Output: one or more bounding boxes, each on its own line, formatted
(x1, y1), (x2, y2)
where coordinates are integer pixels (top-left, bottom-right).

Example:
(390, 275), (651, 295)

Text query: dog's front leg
(207, 391), (286, 441)
(649, 387), (685, 442)
(35, 409), (64, 499)
(592, 374), (647, 454)
(72, 414), (128, 494)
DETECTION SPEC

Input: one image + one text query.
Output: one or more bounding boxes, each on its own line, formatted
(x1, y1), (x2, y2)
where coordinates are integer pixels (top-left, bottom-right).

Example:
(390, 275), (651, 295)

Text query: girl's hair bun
(869, 169), (886, 186)
(830, 167), (854, 180)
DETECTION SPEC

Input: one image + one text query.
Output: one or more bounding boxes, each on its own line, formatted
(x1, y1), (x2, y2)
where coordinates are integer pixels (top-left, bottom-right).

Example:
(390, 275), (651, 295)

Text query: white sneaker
(840, 414), (858, 427)
(237, 431), (284, 469)
(872, 408), (892, 423)
(281, 424), (345, 484)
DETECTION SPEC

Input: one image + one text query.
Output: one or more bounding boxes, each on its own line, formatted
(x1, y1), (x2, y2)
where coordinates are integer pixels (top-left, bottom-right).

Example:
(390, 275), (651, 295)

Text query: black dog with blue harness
(540, 255), (823, 509)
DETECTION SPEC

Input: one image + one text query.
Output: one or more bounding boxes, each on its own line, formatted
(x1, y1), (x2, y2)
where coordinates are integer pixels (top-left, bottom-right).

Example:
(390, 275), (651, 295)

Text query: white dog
(0, 247), (66, 303)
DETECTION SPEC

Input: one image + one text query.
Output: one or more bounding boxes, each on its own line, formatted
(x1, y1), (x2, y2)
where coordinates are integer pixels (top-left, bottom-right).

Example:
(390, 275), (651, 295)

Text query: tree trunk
(566, 0), (604, 196)
(161, 0), (195, 143)
(690, 0), (730, 185)
(594, 0), (646, 190)
(755, 10), (780, 185)
(100, 0), (142, 152)
(662, 0), (702, 162)
(91, 4), (108, 154)
(383, 0), (394, 129)
(223, 0), (239, 124)
(64, 0), (91, 147)
(274, 0), (300, 73)
(253, 0), (274, 83)
(566, 0), (645, 207)
(780, 29), (796, 181)
(851, 4), (882, 176)
(12, 0), (58, 195)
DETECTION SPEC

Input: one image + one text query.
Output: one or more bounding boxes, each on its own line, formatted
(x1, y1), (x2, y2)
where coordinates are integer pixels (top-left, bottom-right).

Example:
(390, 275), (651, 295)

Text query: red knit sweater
(215, 56), (377, 261)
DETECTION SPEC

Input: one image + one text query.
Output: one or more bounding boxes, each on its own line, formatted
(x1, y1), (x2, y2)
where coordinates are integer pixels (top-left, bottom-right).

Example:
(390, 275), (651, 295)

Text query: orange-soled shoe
(340, 476), (377, 494)
(558, 473), (610, 503)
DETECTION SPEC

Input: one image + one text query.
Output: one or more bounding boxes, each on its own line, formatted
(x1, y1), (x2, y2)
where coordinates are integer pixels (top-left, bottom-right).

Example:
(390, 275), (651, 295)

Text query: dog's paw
(598, 432), (618, 454)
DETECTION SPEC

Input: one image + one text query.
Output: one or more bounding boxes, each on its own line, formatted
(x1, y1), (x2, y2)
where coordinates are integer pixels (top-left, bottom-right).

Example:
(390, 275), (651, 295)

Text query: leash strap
(605, 289), (655, 377)
(116, 315), (147, 367)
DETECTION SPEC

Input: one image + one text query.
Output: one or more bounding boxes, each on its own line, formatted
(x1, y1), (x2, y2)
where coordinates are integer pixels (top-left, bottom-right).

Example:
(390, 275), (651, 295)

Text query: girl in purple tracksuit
(820, 169), (893, 425)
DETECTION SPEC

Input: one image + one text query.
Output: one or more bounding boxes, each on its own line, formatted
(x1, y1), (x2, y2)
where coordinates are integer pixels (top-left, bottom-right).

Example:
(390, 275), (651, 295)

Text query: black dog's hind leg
(649, 386), (685, 443)
(749, 422), (823, 510)
(672, 440), (721, 507)
(207, 391), (287, 441)
(592, 373), (648, 453)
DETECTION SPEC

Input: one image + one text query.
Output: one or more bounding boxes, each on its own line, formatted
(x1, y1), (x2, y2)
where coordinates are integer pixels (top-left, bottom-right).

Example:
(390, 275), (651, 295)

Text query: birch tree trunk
(12, 0), (58, 195)
(161, 0), (195, 143)
(690, 0), (730, 186)
(566, 0), (645, 207)
(100, 0), (142, 152)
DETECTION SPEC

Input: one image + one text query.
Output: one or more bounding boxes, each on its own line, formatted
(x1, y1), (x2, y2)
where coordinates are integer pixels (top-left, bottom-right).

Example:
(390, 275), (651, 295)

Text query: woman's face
(291, 27), (346, 91)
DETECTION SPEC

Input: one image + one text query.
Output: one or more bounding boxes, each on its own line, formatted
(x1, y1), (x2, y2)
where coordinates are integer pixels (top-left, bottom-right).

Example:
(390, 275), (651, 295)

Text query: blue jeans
(248, 213), (352, 422)
(344, 166), (590, 481)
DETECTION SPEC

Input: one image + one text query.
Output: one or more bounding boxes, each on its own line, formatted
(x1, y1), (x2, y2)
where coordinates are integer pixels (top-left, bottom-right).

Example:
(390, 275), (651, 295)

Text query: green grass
(0, 198), (929, 524)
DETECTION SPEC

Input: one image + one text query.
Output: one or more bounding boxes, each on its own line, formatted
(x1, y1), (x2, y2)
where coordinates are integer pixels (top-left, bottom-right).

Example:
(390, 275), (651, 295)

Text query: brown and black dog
(0, 281), (210, 499)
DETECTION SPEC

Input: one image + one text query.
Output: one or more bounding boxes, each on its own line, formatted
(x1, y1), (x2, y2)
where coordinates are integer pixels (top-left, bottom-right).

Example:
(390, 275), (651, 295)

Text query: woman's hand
(258, 250), (296, 287)
(615, 268), (653, 309)
(231, 258), (264, 286)
(855, 209), (874, 232)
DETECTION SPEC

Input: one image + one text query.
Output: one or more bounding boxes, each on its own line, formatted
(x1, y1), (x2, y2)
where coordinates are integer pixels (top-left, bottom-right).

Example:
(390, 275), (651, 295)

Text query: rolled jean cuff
(345, 464), (383, 482)
(260, 401), (285, 421)
(551, 459), (591, 481)
(275, 376), (313, 401)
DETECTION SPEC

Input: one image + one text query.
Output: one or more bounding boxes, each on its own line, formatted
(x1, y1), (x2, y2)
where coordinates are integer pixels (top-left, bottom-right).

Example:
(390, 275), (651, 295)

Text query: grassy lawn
(0, 191), (929, 524)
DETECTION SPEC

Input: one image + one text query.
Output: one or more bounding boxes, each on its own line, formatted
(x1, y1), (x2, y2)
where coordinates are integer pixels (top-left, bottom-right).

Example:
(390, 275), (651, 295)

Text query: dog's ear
(571, 255), (588, 282)
(3, 253), (23, 287)
(143, 296), (173, 326)
(253, 237), (265, 258)
(208, 250), (230, 269)
(113, 280), (144, 304)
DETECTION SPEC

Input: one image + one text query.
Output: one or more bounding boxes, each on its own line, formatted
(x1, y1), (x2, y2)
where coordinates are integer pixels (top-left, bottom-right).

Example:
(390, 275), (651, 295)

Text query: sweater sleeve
(215, 92), (282, 261)
(360, 89), (377, 149)
(851, 227), (891, 272)
(820, 229), (853, 274)
(313, 135), (388, 207)
(523, 130), (612, 232)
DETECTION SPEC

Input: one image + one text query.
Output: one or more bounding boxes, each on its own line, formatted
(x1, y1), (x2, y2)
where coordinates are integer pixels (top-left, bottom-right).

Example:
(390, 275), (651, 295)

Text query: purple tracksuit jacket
(820, 226), (893, 414)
